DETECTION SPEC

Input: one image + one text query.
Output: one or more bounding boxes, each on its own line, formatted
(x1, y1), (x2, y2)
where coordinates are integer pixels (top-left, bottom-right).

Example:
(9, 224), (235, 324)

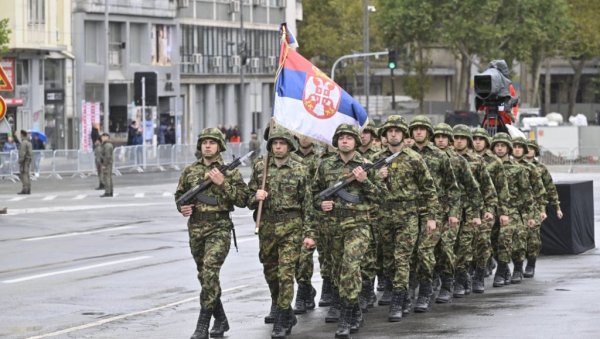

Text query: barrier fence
(1, 143), (599, 181)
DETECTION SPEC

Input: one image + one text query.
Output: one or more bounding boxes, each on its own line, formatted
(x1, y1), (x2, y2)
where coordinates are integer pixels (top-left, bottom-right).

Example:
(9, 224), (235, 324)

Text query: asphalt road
(0, 169), (599, 339)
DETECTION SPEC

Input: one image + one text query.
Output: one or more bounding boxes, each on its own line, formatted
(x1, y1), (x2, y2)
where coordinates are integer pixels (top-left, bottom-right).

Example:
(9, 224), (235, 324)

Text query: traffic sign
(0, 64), (13, 91)
(0, 96), (6, 121)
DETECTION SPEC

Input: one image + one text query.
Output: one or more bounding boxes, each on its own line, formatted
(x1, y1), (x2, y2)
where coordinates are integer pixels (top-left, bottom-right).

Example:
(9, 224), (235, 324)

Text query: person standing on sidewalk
(18, 130), (32, 195)
(99, 133), (114, 198)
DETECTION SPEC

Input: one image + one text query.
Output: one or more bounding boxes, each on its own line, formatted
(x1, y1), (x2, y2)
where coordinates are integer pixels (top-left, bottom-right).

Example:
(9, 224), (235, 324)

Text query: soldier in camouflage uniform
(490, 133), (536, 287)
(510, 137), (547, 283)
(432, 123), (483, 299)
(99, 133), (114, 197)
(247, 128), (315, 339)
(525, 140), (563, 277)
(293, 135), (320, 314)
(17, 130), (32, 195)
(375, 115), (440, 321)
(358, 121), (381, 160)
(175, 128), (249, 339)
(472, 128), (511, 278)
(409, 116), (461, 307)
(452, 125), (498, 293)
(312, 124), (383, 337)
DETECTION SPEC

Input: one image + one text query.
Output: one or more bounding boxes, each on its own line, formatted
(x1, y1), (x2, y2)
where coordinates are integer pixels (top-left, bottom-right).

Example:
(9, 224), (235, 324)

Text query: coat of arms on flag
(273, 23), (368, 145)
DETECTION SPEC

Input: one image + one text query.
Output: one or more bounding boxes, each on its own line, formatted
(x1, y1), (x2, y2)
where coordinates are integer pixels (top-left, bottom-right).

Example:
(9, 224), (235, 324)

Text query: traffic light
(388, 50), (397, 70)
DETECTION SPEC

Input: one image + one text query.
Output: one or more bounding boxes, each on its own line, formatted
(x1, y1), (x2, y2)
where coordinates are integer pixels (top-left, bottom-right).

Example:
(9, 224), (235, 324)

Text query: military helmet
(197, 127), (227, 152)
(472, 127), (491, 146)
(527, 139), (540, 156)
(452, 124), (473, 145)
(361, 120), (378, 138)
(511, 136), (529, 153)
(379, 115), (408, 137)
(433, 123), (454, 141)
(267, 128), (297, 152)
(490, 132), (513, 153)
(408, 115), (434, 136)
(332, 123), (361, 148)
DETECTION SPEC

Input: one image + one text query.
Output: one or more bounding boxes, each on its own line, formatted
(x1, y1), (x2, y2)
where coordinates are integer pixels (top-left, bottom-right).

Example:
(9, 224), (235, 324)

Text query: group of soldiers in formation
(174, 114), (562, 339)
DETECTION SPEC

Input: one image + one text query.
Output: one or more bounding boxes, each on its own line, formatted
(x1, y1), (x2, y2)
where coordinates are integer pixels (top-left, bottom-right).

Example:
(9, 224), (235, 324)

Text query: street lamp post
(363, 0), (369, 114)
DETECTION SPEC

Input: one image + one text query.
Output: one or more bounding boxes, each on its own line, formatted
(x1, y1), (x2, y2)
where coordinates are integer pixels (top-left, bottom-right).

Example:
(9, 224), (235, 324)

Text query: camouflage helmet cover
(198, 127), (227, 152)
(511, 136), (529, 153)
(267, 128), (298, 152)
(361, 120), (378, 137)
(379, 115), (408, 137)
(527, 139), (540, 156)
(333, 123), (361, 148)
(452, 124), (473, 145)
(408, 115), (434, 136)
(490, 132), (513, 153)
(433, 122), (454, 141)
(472, 127), (491, 146)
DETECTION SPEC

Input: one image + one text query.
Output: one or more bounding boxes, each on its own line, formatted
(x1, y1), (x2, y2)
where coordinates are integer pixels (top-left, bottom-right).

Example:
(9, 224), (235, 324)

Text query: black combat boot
(503, 263), (512, 285)
(284, 307), (297, 335)
(305, 285), (316, 310)
(414, 283), (432, 313)
(388, 290), (406, 322)
(524, 256), (536, 278)
(493, 262), (506, 287)
(464, 271), (472, 295)
(334, 303), (354, 339)
(511, 261), (524, 284)
(350, 303), (363, 333)
(319, 278), (333, 307)
(435, 274), (454, 304)
(378, 278), (392, 306)
(367, 278), (377, 308)
(190, 308), (212, 339)
(358, 279), (370, 312)
(209, 299), (229, 338)
(453, 271), (466, 298)
(264, 303), (277, 324)
(325, 289), (341, 323)
(472, 267), (486, 294)
(486, 257), (497, 277)
(402, 289), (412, 316)
(432, 271), (441, 292)
(377, 273), (386, 291)
(271, 308), (287, 339)
(293, 284), (309, 314)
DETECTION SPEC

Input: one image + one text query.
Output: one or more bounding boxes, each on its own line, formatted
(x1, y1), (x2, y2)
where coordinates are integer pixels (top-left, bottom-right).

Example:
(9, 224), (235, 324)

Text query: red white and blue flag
(273, 24), (368, 145)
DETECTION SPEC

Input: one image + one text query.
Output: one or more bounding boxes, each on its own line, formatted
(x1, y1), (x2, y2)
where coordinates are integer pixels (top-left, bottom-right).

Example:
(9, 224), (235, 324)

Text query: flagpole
(254, 117), (275, 234)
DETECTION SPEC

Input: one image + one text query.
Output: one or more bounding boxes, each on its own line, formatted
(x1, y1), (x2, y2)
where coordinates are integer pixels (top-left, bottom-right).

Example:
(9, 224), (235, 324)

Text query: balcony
(73, 0), (177, 18)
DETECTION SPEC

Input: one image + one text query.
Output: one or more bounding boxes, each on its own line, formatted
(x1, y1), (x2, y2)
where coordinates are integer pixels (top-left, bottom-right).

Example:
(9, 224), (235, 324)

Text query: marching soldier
(376, 115), (440, 320)
(94, 138), (104, 190)
(490, 133), (536, 287)
(175, 128), (249, 339)
(358, 121), (380, 160)
(525, 140), (563, 277)
(452, 125), (498, 293)
(313, 123), (383, 337)
(510, 137), (547, 283)
(248, 128), (316, 339)
(432, 123), (483, 299)
(409, 116), (461, 307)
(472, 128), (511, 278)
(99, 133), (114, 197)
(17, 130), (32, 195)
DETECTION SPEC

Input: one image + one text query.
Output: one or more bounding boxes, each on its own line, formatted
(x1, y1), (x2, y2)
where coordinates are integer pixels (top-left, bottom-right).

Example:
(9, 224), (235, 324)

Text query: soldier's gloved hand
(483, 212), (494, 221)
(377, 166), (389, 179)
(208, 168), (225, 186)
(448, 216), (459, 228)
(353, 166), (368, 182)
(540, 212), (547, 221)
(527, 219), (536, 227)
(472, 218), (482, 226)
(303, 237), (316, 249)
(256, 189), (268, 201)
(500, 215), (509, 226)
(557, 210), (564, 219)
(321, 200), (334, 212)
(426, 220), (436, 234)
(180, 204), (193, 217)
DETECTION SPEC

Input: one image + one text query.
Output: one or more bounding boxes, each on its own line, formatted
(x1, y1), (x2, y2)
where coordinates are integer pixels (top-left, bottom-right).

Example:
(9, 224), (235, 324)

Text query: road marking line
(162, 192), (172, 197)
(1, 256), (151, 284)
(73, 194), (86, 200)
(9, 196), (27, 202)
(25, 285), (249, 339)
(7, 202), (167, 215)
(22, 225), (139, 242)
(42, 195), (57, 201)
(134, 193), (145, 198)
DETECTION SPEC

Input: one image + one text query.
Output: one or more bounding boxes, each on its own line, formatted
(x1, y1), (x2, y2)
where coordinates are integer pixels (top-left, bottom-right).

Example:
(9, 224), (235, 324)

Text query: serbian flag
(273, 24), (368, 145)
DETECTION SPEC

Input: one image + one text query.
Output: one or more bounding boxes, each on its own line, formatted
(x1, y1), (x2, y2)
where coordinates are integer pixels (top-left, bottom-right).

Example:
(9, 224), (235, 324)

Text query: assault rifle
(318, 151), (400, 203)
(176, 151), (254, 206)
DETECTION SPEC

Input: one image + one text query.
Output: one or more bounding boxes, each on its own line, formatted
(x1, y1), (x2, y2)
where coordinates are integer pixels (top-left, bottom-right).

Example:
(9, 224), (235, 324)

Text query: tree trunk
(544, 58), (551, 115)
(567, 59), (586, 118)
(463, 56), (472, 111)
(418, 46), (425, 114)
(529, 49), (544, 108)
(454, 53), (470, 110)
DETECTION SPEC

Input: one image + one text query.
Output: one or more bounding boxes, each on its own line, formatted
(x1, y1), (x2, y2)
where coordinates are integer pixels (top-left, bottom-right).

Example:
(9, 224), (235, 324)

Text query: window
(16, 60), (30, 86)
(28, 0), (45, 25)
(130, 23), (144, 64)
(85, 21), (99, 64)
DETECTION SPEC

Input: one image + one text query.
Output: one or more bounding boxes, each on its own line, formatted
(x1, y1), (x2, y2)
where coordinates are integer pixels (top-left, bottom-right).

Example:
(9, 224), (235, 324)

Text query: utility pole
(363, 0), (370, 114)
(239, 3), (245, 137)
(103, 0), (110, 133)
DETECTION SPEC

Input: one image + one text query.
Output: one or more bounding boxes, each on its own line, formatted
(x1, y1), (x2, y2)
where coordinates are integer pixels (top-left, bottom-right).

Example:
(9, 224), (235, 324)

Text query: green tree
(0, 18), (10, 56)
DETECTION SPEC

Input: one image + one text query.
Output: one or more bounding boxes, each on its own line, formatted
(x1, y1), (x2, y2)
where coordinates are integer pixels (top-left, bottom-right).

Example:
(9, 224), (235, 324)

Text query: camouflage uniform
(526, 140), (561, 275)
(94, 140), (104, 189)
(174, 128), (248, 338)
(18, 135), (32, 194)
(433, 123), (483, 298)
(248, 129), (314, 323)
(512, 137), (547, 270)
(312, 124), (383, 334)
(453, 125), (498, 293)
(100, 135), (114, 196)
(490, 133), (535, 287)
